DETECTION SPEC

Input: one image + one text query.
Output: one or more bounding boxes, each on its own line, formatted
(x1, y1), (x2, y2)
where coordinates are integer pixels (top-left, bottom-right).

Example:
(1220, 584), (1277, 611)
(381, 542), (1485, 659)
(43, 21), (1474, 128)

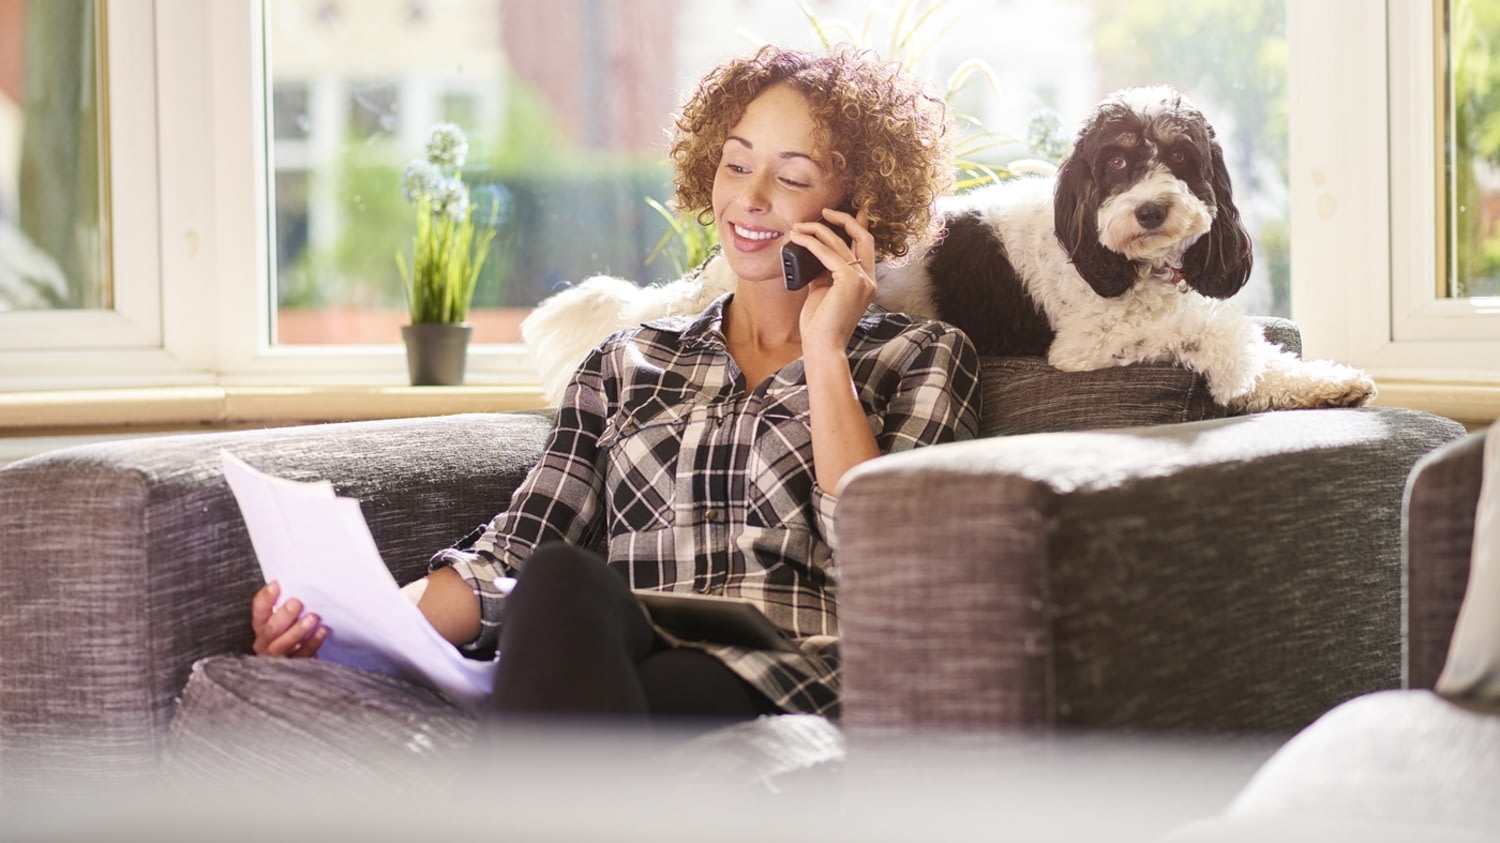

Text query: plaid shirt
(434, 294), (980, 717)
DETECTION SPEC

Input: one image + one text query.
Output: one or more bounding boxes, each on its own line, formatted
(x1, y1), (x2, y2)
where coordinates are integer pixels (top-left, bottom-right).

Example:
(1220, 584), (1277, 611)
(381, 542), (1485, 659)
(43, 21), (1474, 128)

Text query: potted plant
(396, 122), (498, 385)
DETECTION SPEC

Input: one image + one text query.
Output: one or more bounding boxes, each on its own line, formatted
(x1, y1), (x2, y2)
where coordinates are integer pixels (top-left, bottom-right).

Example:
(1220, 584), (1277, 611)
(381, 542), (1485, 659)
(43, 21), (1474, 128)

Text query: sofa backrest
(976, 317), (1300, 438)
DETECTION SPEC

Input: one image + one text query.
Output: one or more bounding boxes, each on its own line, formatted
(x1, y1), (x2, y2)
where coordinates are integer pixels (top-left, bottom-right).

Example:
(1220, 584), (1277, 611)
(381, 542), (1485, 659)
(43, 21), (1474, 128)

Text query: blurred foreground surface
(0, 723), (1287, 843)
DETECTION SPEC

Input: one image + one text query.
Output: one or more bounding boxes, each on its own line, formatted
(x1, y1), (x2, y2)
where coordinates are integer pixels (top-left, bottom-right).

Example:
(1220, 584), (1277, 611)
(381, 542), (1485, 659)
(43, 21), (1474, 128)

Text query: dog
(876, 85), (1375, 412)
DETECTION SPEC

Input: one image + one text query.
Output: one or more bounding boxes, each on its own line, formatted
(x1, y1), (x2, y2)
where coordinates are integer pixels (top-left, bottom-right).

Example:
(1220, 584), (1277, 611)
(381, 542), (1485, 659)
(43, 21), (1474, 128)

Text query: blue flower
(425, 123), (468, 170)
(1026, 109), (1068, 162)
(472, 182), (513, 228)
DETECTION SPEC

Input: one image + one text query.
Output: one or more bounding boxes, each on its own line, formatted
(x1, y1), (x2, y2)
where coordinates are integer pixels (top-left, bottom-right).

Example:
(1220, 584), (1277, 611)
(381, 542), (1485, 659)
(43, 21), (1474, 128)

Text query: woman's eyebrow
(725, 135), (824, 168)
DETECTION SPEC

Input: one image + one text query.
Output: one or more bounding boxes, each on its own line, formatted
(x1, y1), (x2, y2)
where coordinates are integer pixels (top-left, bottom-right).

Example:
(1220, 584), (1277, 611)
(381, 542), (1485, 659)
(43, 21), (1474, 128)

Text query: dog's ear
(1182, 135), (1253, 299)
(1053, 153), (1137, 298)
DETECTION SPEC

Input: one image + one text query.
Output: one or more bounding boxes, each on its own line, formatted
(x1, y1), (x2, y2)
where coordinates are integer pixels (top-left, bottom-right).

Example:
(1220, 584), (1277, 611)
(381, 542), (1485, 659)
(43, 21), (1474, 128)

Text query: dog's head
(1052, 86), (1252, 299)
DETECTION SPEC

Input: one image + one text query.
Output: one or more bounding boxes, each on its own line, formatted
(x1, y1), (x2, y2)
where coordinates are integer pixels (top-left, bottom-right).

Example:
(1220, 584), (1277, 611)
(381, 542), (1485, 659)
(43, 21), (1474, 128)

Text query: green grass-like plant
(396, 123), (500, 324)
(644, 197), (719, 276)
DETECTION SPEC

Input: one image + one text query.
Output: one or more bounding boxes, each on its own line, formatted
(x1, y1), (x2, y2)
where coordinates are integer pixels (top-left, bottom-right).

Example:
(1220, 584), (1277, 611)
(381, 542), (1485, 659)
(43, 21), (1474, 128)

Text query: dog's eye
(1169, 150), (1188, 165)
(1107, 155), (1128, 170)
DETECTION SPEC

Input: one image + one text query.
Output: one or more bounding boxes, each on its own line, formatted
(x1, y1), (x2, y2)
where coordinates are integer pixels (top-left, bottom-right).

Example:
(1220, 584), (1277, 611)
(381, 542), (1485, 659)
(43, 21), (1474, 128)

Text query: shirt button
(715, 416), (725, 427)
(704, 508), (718, 521)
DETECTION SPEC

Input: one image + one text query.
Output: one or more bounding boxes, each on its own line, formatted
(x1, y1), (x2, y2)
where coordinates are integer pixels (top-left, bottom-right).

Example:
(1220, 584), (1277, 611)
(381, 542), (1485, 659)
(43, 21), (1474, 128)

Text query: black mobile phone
(782, 210), (855, 290)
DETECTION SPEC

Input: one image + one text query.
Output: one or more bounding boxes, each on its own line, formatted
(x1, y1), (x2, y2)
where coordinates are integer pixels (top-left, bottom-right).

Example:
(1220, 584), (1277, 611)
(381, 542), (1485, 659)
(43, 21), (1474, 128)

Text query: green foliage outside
(1452, 0), (1500, 296)
(789, 0), (1067, 186)
(279, 144), (407, 310)
(282, 71), (677, 311)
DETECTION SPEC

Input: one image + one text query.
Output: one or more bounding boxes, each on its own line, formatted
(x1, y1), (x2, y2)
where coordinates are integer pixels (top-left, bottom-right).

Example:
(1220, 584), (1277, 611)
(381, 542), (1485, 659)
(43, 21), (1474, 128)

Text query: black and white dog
(876, 85), (1374, 412)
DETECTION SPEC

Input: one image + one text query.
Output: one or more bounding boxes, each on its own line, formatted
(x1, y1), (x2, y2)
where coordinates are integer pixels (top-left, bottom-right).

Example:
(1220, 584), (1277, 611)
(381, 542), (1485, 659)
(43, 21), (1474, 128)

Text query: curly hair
(669, 45), (953, 260)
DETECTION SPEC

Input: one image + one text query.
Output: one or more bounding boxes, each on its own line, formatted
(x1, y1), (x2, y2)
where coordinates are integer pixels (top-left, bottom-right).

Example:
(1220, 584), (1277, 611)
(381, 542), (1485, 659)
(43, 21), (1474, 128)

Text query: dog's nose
(1135, 202), (1169, 230)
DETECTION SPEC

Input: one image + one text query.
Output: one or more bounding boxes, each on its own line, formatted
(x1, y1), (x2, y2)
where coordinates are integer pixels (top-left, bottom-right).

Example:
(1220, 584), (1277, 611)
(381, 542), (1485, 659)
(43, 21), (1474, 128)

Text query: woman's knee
(510, 542), (614, 604)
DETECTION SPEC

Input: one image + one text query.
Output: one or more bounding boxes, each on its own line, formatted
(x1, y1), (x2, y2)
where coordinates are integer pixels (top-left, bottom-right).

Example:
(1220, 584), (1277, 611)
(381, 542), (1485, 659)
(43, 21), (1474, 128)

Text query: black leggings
(488, 542), (779, 724)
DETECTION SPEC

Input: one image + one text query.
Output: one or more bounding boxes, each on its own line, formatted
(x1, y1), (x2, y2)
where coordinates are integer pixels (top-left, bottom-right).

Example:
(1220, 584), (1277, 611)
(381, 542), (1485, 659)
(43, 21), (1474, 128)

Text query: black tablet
(635, 591), (800, 653)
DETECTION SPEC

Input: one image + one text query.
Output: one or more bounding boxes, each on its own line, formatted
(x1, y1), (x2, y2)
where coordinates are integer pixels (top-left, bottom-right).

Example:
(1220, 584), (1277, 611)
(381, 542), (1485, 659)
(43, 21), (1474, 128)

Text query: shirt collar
(644, 292), (894, 352)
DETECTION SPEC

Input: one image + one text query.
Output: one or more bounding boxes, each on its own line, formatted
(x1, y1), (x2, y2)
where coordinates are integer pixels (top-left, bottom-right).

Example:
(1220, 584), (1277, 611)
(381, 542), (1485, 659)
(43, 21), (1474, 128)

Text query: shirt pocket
(598, 396), (690, 534)
(745, 388), (815, 528)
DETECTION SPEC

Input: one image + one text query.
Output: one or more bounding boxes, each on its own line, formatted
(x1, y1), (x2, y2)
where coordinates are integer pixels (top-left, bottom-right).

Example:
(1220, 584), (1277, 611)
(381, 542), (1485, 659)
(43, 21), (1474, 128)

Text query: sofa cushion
(164, 655), (477, 787)
(978, 357), (1229, 437)
(1436, 420), (1500, 702)
(164, 654), (846, 792)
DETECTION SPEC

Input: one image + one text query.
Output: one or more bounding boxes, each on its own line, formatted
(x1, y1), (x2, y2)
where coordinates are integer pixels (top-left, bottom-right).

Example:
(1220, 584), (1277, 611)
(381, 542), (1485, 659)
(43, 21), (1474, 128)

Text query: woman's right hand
(250, 580), (329, 657)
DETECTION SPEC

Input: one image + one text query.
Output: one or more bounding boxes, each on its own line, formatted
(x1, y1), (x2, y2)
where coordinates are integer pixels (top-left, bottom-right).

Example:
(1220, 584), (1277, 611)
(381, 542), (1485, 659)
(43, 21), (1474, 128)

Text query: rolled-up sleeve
(875, 322), (982, 454)
(428, 345), (613, 656)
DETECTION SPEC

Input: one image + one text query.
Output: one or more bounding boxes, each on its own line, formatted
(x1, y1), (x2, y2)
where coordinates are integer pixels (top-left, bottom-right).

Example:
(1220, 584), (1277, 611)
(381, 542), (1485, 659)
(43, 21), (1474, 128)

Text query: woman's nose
(739, 172), (771, 212)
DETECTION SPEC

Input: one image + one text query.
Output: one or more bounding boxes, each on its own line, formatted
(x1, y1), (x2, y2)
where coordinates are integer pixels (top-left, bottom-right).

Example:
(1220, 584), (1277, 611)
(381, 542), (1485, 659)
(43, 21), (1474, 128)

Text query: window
(0, 0), (165, 381)
(262, 0), (1293, 352)
(1290, 0), (1500, 379)
(0, 0), (108, 313)
(0, 0), (1494, 393)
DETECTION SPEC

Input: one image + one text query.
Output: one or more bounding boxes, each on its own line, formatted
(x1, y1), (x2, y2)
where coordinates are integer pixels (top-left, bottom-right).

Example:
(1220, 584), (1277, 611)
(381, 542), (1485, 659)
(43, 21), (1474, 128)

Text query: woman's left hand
(790, 206), (877, 357)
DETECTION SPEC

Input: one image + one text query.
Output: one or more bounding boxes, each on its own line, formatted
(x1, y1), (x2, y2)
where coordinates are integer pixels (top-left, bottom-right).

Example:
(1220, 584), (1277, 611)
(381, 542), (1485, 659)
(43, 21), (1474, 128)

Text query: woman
(251, 45), (981, 724)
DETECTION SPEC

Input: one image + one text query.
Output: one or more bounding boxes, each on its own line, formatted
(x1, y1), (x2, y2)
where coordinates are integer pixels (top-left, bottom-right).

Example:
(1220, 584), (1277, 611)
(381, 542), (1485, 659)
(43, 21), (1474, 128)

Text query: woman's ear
(1182, 137), (1253, 299)
(1053, 155), (1137, 298)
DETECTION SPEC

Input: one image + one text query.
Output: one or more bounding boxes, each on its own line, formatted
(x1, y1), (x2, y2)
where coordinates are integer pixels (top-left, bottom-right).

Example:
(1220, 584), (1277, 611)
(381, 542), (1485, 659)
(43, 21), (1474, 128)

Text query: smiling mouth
(732, 223), (782, 242)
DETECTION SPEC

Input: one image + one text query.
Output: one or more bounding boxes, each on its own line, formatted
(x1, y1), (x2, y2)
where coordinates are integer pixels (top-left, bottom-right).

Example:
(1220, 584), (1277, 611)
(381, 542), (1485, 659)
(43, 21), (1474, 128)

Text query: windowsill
(0, 384), (549, 435)
(1369, 380), (1500, 431)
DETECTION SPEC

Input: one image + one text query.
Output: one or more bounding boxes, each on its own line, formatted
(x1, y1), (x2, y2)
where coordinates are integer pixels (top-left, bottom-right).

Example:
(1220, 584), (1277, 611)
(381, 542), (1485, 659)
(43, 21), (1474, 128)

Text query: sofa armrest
(1404, 429), (1487, 690)
(0, 411), (551, 790)
(835, 407), (1466, 737)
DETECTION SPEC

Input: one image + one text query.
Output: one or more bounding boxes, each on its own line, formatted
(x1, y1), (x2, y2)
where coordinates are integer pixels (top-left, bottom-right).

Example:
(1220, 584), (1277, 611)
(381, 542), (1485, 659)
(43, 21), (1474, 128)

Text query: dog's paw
(1312, 362), (1377, 408)
(1229, 356), (1377, 413)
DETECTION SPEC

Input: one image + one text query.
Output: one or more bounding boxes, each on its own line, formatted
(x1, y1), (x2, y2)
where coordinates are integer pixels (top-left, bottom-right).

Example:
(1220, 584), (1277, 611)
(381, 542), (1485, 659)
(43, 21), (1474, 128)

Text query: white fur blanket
(521, 255), (737, 406)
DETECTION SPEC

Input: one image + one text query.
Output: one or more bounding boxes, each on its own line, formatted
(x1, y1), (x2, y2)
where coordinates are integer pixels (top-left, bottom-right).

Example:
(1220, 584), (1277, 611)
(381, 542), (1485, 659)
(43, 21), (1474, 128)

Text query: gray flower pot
(401, 323), (472, 386)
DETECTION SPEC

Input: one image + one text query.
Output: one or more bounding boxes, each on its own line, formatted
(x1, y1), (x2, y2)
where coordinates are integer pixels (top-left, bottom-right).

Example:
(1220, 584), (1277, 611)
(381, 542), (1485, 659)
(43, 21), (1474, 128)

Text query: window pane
(266, 0), (1289, 347)
(1446, 0), (1500, 298)
(0, 0), (109, 312)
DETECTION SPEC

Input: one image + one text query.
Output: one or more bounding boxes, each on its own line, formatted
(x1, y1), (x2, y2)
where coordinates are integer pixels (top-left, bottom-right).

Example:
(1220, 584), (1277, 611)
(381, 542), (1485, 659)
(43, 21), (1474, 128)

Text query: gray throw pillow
(164, 655), (476, 786)
(978, 357), (1229, 437)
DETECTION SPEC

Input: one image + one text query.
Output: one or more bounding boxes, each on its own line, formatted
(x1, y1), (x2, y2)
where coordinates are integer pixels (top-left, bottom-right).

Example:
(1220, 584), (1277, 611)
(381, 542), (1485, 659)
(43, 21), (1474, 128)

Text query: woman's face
(711, 83), (846, 285)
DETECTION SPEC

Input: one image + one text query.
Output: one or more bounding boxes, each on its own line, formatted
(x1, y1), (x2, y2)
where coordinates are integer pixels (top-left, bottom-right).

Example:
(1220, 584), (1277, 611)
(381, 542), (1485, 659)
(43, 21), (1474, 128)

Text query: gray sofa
(1163, 427), (1500, 842)
(0, 326), (1470, 809)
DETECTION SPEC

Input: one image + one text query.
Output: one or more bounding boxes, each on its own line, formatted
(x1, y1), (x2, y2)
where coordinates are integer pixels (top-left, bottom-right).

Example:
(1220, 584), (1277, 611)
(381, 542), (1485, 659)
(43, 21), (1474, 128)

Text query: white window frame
(189, 0), (536, 387)
(1289, 0), (1500, 383)
(1, 0), (536, 390)
(3, 0), (1497, 391)
(0, 0), (180, 388)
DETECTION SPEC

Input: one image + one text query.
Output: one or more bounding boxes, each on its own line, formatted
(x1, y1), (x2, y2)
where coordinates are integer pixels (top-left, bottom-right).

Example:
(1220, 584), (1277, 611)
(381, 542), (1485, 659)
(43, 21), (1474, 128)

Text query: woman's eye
(780, 177), (810, 189)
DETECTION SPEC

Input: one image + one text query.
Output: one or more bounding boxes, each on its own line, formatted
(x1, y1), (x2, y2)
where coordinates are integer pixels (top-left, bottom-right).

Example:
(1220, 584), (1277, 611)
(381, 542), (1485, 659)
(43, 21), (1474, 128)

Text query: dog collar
(1150, 262), (1188, 292)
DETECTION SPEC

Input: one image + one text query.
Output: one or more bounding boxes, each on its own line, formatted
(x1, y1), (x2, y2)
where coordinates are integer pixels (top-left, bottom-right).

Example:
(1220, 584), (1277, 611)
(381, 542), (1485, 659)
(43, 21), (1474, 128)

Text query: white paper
(221, 452), (497, 710)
